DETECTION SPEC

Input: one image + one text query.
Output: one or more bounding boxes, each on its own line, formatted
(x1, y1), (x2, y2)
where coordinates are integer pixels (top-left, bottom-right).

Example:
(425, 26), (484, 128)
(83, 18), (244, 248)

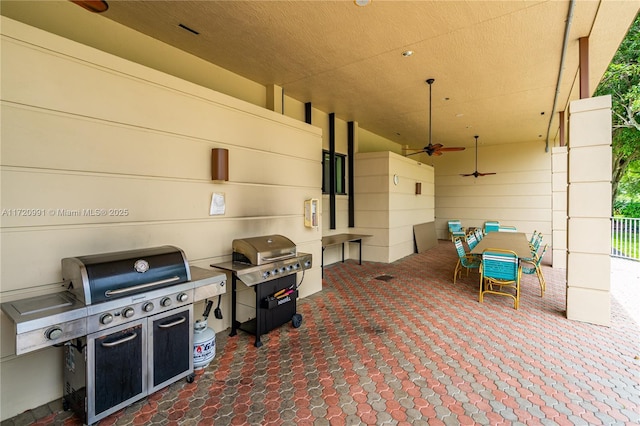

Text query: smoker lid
(232, 235), (297, 265)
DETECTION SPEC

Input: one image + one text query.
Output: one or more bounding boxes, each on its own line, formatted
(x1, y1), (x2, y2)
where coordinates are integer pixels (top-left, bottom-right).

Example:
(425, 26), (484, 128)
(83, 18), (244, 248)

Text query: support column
(566, 95), (612, 326)
(579, 37), (590, 99)
(266, 84), (283, 114)
(552, 146), (567, 269)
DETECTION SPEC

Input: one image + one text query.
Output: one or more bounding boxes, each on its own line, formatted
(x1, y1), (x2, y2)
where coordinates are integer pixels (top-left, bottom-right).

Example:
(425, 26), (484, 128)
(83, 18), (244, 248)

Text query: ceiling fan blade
(405, 151), (426, 157)
(431, 143), (444, 150)
(476, 172), (497, 176)
(432, 151), (443, 157)
(438, 147), (465, 152)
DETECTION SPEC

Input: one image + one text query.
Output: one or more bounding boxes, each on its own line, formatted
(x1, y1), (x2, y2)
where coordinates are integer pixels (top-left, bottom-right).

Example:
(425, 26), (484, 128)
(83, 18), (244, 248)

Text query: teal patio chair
(529, 232), (543, 256)
(453, 238), (480, 284)
(521, 244), (548, 296)
(474, 228), (484, 241)
(479, 248), (521, 309)
(484, 221), (500, 234)
(466, 232), (479, 251)
(448, 220), (466, 242)
(498, 225), (517, 232)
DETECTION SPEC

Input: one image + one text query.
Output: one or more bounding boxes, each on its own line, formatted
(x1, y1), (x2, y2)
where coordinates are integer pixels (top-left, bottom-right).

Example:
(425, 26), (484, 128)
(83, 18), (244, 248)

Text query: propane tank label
(193, 336), (215, 368)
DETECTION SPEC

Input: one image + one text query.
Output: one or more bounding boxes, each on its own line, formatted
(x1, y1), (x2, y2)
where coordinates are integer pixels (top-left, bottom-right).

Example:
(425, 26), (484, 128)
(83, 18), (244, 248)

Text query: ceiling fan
(406, 78), (465, 157)
(461, 135), (496, 178)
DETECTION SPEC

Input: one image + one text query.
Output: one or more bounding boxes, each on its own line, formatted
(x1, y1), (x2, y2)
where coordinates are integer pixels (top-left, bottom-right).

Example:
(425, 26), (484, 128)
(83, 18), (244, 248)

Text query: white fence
(611, 217), (640, 260)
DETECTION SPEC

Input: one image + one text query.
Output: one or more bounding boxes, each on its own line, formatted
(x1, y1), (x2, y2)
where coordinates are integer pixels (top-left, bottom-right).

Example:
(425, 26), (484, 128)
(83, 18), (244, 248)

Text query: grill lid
(62, 245), (190, 305)
(232, 234), (297, 265)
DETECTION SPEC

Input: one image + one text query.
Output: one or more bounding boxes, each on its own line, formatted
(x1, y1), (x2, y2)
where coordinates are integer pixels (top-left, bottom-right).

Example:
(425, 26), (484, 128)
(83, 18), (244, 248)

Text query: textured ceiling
(3, 0), (639, 154)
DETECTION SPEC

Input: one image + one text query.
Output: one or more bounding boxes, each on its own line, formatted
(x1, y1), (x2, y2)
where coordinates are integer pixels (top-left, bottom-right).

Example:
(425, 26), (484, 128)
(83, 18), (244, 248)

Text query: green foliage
(613, 200), (640, 217)
(594, 12), (640, 208)
(594, 13), (640, 131)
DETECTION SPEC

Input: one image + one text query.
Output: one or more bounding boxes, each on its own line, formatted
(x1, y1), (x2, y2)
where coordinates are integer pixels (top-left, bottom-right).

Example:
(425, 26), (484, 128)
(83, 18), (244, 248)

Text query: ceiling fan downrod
(461, 135), (497, 178)
(426, 78), (435, 149)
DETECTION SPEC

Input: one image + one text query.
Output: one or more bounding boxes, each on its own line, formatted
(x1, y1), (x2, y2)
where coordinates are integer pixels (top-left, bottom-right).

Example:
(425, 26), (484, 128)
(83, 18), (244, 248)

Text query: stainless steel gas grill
(212, 234), (312, 347)
(1, 246), (226, 426)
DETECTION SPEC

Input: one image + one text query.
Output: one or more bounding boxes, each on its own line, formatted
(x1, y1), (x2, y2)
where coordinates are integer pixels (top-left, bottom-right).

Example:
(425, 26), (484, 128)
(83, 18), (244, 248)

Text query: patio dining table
(470, 232), (532, 259)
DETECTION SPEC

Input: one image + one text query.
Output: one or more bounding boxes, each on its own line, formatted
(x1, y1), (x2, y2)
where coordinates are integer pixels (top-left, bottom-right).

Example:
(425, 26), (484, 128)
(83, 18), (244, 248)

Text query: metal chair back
(479, 248), (521, 309)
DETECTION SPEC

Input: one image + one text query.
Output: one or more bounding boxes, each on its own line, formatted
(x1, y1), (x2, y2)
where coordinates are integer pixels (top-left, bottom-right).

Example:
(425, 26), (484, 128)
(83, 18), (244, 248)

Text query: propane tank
(193, 300), (216, 370)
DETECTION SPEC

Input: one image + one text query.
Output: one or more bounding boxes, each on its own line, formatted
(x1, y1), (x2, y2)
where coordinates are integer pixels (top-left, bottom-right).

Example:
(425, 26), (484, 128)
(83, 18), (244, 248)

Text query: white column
(552, 147), (568, 269)
(566, 95), (612, 326)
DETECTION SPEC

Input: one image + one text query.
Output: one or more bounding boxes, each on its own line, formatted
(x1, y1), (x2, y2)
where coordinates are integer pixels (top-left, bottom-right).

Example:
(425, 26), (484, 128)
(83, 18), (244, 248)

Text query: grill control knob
(177, 293), (189, 303)
(100, 313), (114, 325)
(160, 297), (172, 307)
(45, 327), (63, 340)
(263, 271), (271, 279)
(142, 302), (154, 312)
(122, 307), (135, 319)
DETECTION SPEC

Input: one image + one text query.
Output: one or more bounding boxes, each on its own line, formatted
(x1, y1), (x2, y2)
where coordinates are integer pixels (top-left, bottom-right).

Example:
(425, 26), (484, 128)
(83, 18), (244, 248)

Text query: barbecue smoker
(1, 246), (226, 425)
(212, 234), (312, 347)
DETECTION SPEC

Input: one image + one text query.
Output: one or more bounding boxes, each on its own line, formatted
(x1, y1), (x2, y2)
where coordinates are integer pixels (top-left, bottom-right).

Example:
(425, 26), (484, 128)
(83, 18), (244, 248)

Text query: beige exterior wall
(1, 2), (606, 418)
(566, 96), (612, 326)
(354, 152), (435, 263)
(0, 18), (323, 419)
(433, 140), (552, 257)
(552, 147), (568, 269)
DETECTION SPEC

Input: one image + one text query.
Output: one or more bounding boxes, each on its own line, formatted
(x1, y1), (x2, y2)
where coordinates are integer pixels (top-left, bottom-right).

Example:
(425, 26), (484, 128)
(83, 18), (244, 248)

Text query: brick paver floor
(3, 240), (639, 425)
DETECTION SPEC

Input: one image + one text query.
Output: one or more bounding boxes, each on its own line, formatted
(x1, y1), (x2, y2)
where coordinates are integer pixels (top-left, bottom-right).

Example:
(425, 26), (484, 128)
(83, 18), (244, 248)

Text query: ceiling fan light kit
(406, 79), (465, 158)
(461, 135), (497, 178)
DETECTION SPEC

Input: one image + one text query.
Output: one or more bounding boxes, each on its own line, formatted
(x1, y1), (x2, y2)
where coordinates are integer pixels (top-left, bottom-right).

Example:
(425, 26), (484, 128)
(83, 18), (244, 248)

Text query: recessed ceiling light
(354, 0), (371, 6)
(402, 50), (414, 57)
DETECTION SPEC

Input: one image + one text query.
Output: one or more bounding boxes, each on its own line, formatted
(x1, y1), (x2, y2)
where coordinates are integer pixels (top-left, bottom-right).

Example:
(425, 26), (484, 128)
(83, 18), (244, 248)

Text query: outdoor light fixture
(211, 148), (229, 181)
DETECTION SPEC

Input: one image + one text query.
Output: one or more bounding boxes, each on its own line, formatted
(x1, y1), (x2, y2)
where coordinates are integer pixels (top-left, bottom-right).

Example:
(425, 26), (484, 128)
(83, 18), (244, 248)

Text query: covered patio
(6, 241), (638, 425)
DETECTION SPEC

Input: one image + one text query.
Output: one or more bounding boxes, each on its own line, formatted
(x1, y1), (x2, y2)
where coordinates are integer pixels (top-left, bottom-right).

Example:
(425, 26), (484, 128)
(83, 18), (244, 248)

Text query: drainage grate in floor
(374, 275), (394, 282)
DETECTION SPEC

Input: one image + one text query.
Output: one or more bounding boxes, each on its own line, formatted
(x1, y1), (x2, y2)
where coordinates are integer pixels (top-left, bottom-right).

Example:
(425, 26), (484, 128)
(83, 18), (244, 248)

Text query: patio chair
(474, 228), (484, 241)
(466, 232), (479, 251)
(529, 230), (539, 245)
(448, 220), (466, 242)
(453, 237), (480, 284)
(521, 244), (548, 296)
(479, 249), (521, 309)
(499, 225), (517, 232)
(484, 221), (500, 234)
(529, 232), (543, 256)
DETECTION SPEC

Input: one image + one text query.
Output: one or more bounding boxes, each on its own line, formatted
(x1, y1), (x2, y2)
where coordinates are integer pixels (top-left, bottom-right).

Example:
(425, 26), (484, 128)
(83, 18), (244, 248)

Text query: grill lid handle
(104, 276), (180, 297)
(261, 253), (296, 262)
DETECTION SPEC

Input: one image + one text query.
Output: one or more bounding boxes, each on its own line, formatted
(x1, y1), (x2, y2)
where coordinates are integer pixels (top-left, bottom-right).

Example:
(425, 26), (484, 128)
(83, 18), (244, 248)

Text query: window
(322, 150), (346, 195)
